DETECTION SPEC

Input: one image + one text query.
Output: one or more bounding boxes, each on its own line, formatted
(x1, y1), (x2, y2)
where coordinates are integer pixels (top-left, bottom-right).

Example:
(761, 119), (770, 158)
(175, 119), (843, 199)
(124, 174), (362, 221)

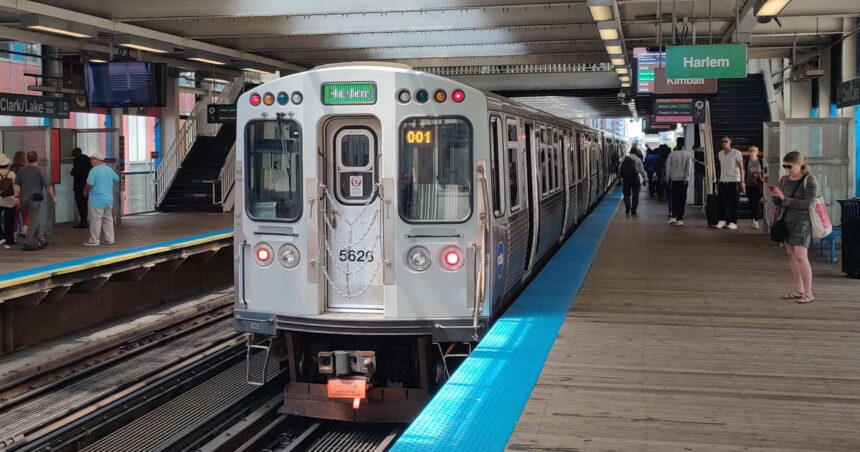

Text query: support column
(841, 18), (858, 196)
(111, 108), (123, 224)
(162, 75), (180, 166)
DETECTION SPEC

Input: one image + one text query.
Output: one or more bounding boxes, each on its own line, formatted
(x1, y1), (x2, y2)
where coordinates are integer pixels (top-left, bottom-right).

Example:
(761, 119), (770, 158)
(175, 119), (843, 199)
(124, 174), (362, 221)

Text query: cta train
(233, 63), (625, 422)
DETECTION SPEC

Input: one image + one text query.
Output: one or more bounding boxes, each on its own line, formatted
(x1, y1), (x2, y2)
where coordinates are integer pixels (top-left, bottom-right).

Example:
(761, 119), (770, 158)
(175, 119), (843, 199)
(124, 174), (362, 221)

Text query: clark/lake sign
(666, 44), (747, 79)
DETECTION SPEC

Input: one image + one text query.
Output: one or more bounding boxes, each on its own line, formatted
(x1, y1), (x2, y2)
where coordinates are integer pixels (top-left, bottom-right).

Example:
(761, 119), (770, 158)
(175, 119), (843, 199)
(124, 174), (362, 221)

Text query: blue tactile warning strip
(391, 187), (622, 452)
(0, 229), (233, 289)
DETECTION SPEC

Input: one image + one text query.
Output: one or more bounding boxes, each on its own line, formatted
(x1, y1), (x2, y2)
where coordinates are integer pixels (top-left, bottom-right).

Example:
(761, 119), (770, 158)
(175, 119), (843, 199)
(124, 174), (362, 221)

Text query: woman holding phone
(770, 152), (818, 303)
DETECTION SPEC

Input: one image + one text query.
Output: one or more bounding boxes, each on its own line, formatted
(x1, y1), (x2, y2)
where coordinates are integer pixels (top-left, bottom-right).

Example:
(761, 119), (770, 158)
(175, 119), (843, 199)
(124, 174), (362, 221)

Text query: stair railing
(218, 142), (237, 211)
(155, 74), (256, 206)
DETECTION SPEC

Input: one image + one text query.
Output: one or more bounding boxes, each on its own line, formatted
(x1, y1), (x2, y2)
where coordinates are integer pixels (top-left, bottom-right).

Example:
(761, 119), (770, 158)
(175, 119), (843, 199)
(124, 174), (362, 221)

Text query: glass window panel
(246, 120), (302, 221)
(340, 134), (370, 167)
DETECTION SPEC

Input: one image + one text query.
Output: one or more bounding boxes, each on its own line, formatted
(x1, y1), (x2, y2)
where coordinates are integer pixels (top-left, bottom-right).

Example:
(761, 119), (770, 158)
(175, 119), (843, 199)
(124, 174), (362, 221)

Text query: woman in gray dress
(770, 151), (818, 304)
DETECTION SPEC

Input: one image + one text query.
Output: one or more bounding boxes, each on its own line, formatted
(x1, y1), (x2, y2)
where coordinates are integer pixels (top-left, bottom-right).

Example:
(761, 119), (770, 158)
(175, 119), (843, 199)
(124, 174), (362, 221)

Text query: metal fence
(123, 163), (156, 215)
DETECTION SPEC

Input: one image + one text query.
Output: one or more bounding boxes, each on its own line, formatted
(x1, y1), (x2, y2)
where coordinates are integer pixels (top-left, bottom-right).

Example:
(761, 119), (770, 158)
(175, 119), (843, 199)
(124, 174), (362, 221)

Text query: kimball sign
(666, 44), (747, 79)
(0, 93), (70, 119)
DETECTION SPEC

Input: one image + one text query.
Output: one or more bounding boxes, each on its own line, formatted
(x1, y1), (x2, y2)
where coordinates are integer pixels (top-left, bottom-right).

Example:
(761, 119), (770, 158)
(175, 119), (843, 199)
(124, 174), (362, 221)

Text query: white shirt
(718, 148), (743, 182)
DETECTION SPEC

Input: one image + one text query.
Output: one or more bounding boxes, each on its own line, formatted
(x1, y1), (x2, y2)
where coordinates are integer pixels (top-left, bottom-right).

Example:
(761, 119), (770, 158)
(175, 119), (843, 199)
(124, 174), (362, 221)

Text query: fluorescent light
(620, 76), (630, 82)
(597, 22), (619, 41)
(119, 43), (169, 54)
(621, 82), (631, 88)
(610, 58), (625, 66)
(242, 67), (271, 74)
(27, 25), (91, 38)
(756, 0), (791, 16)
(89, 59), (108, 63)
(21, 14), (97, 39)
(605, 40), (623, 55)
(236, 61), (277, 74)
(114, 35), (172, 54)
(587, 0), (614, 21)
(615, 67), (628, 74)
(189, 57), (227, 65)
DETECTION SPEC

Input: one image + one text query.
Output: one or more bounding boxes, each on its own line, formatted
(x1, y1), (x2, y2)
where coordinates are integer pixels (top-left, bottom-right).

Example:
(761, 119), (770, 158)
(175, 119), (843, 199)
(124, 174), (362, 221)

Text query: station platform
(0, 212), (234, 354)
(395, 189), (860, 451)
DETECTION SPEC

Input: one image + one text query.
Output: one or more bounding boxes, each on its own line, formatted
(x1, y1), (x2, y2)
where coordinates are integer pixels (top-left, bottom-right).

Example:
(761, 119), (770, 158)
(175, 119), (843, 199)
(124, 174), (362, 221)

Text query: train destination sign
(322, 82), (376, 105)
(666, 44), (747, 79)
(0, 93), (69, 119)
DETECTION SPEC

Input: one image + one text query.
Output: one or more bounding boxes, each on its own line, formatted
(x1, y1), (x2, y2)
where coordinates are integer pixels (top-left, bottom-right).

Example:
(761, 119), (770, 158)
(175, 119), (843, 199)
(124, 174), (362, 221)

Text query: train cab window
(490, 117), (505, 218)
(506, 120), (521, 212)
(335, 128), (376, 203)
(399, 117), (472, 222)
(245, 119), (302, 221)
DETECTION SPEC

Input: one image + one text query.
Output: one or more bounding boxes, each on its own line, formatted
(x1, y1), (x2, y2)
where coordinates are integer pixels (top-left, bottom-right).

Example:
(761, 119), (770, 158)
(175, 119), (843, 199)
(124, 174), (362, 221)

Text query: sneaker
(667, 218), (677, 224)
(715, 221), (726, 229)
(39, 240), (48, 249)
(73, 223), (88, 229)
(22, 245), (40, 251)
(676, 220), (684, 226)
(103, 241), (115, 245)
(727, 223), (738, 230)
(752, 220), (760, 229)
(0, 239), (5, 245)
(83, 241), (100, 246)
(2, 245), (9, 250)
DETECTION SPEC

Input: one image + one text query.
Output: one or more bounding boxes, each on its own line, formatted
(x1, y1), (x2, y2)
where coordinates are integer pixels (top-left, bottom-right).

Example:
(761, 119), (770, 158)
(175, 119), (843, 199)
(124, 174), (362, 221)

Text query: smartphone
(768, 185), (777, 191)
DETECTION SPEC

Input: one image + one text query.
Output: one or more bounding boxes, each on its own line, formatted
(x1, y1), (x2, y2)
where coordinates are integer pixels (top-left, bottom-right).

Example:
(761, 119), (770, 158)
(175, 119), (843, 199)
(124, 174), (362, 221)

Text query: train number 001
(405, 130), (432, 145)
(338, 249), (374, 262)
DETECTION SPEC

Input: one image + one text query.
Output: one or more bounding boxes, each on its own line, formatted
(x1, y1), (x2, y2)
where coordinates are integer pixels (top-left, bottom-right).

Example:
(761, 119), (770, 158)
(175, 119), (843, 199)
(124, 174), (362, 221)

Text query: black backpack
(0, 171), (12, 197)
(620, 156), (637, 178)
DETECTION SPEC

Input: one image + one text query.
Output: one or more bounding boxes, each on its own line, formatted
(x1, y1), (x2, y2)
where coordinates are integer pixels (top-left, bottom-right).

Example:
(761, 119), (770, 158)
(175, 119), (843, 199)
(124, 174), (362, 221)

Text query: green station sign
(322, 82), (377, 105)
(666, 44), (747, 79)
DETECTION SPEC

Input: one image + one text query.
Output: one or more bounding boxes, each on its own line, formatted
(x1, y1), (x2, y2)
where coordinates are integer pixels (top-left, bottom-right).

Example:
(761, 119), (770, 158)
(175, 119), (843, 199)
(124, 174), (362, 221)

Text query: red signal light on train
(440, 246), (464, 271)
(254, 243), (274, 266)
(249, 93), (262, 106)
(451, 89), (465, 103)
(257, 248), (270, 262)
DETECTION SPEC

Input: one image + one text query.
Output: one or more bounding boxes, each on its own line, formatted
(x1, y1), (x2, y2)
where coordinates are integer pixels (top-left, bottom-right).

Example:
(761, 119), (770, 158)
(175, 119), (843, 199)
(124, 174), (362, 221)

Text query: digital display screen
(404, 128), (433, 146)
(321, 82), (376, 105)
(633, 48), (665, 95)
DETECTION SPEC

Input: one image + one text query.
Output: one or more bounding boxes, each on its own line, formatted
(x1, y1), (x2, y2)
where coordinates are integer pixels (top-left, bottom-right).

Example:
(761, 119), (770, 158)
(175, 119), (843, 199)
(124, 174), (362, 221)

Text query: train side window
(539, 127), (548, 197)
(489, 116), (505, 218)
(506, 119), (521, 212)
(566, 132), (575, 188)
(554, 131), (562, 191)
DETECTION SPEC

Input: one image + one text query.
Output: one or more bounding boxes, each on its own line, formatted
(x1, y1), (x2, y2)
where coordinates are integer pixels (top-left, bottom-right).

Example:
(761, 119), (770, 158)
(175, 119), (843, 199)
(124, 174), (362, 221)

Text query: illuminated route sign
(321, 82), (376, 105)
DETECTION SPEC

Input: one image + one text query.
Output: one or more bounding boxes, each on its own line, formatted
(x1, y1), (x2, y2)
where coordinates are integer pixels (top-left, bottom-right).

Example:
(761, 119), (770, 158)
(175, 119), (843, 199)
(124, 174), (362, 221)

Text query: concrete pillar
(111, 108), (123, 224)
(819, 48), (832, 118)
(162, 75), (180, 164)
(789, 80), (813, 119)
(841, 18), (858, 196)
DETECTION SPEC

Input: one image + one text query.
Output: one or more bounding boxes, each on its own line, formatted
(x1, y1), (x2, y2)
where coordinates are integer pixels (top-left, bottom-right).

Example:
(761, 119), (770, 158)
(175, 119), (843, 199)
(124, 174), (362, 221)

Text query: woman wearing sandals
(769, 152), (818, 304)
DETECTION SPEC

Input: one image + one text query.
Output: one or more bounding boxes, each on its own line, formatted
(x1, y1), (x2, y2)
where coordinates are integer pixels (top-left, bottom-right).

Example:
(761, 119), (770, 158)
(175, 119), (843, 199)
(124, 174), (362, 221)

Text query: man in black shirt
(71, 147), (92, 228)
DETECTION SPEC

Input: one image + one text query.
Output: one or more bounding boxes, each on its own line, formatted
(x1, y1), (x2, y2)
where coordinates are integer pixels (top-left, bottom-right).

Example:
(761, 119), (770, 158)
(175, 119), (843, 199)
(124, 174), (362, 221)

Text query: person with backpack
(644, 148), (660, 198)
(14, 151), (56, 251)
(0, 154), (17, 249)
(618, 150), (647, 215)
(770, 152), (818, 304)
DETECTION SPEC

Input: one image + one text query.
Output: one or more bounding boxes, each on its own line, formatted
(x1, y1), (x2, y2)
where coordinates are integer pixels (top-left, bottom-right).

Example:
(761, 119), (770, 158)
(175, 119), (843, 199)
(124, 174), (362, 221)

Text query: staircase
(155, 76), (257, 212)
(707, 74), (771, 150)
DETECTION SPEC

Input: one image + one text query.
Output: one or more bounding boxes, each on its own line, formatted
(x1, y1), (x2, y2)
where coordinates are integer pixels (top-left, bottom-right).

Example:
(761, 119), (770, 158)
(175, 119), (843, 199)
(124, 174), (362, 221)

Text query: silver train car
(233, 63), (624, 422)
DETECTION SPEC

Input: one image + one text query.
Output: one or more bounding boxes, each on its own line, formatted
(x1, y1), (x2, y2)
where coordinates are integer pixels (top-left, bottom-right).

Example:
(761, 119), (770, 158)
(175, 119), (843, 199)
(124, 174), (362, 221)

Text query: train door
(321, 117), (383, 311)
(523, 121), (539, 272)
(488, 116), (508, 307)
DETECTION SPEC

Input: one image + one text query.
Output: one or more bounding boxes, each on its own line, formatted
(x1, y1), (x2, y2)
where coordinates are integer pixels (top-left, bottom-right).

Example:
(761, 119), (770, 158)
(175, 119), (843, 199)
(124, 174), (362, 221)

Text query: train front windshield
(246, 120), (302, 221)
(398, 117), (472, 223)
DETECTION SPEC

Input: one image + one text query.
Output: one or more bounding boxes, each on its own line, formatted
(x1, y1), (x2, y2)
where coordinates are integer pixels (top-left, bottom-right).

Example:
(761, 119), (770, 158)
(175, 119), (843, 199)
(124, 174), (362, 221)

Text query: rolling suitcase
(706, 193), (719, 227)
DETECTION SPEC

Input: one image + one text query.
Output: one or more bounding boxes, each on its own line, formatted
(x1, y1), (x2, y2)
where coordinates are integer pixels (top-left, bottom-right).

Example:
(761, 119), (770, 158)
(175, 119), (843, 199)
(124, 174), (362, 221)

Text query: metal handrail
(219, 142), (237, 209)
(155, 74), (255, 206)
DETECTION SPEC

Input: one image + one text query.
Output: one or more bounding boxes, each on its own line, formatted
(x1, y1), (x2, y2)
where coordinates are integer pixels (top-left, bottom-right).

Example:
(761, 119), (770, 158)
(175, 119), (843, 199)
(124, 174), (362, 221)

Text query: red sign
(653, 68), (718, 95)
(327, 377), (367, 399)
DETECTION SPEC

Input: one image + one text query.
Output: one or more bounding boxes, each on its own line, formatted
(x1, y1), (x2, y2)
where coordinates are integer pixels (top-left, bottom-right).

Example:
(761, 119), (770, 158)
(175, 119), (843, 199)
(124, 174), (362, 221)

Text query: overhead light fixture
(620, 76), (630, 82)
(755, 0), (791, 17)
(604, 40), (623, 55)
(597, 22), (619, 41)
(185, 49), (227, 66)
(21, 14), (97, 38)
(621, 82), (631, 88)
(236, 61), (277, 75)
(610, 57), (625, 66)
(587, 0), (614, 22)
(114, 35), (172, 54)
(203, 77), (231, 84)
(615, 66), (628, 74)
(89, 59), (108, 63)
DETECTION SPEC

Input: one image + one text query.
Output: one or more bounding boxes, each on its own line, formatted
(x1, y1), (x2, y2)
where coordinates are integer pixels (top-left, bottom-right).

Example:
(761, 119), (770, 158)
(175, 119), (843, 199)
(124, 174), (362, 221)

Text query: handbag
(770, 175), (806, 243)
(806, 177), (832, 239)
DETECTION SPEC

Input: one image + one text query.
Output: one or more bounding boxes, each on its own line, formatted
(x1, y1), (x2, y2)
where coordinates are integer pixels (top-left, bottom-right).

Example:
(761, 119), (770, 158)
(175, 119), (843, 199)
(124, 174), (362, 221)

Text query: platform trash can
(838, 199), (860, 279)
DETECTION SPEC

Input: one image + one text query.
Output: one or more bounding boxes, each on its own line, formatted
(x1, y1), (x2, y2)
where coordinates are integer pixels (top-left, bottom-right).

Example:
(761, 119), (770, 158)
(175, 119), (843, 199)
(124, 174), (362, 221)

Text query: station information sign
(207, 104), (236, 124)
(633, 49), (664, 95)
(322, 82), (376, 105)
(666, 44), (747, 79)
(654, 98), (706, 123)
(836, 78), (860, 108)
(0, 93), (69, 119)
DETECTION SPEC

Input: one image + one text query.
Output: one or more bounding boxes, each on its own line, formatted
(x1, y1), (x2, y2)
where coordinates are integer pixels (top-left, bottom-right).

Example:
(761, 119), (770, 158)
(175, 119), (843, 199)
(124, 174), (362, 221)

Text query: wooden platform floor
(508, 193), (860, 451)
(0, 212), (232, 276)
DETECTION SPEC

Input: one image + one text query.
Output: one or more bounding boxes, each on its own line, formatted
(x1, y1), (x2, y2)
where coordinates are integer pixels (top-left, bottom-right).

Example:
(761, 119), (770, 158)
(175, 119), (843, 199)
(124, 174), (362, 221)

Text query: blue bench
(813, 225), (841, 263)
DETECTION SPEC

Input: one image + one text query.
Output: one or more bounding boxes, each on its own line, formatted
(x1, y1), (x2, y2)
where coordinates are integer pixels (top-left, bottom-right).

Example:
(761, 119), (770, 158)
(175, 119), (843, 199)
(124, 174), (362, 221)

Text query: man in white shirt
(716, 137), (745, 229)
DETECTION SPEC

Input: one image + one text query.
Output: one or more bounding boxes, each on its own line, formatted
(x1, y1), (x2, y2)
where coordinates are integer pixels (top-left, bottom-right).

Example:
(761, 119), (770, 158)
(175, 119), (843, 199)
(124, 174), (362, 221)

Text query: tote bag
(806, 177), (832, 239)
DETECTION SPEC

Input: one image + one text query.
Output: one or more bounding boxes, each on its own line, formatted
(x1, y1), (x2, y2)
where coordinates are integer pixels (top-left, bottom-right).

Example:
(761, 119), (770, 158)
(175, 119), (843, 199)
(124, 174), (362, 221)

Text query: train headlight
(451, 89), (466, 103)
(291, 91), (303, 105)
(278, 244), (301, 269)
(254, 243), (274, 266)
(406, 246), (431, 272)
(397, 89), (411, 103)
(439, 246), (464, 271)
